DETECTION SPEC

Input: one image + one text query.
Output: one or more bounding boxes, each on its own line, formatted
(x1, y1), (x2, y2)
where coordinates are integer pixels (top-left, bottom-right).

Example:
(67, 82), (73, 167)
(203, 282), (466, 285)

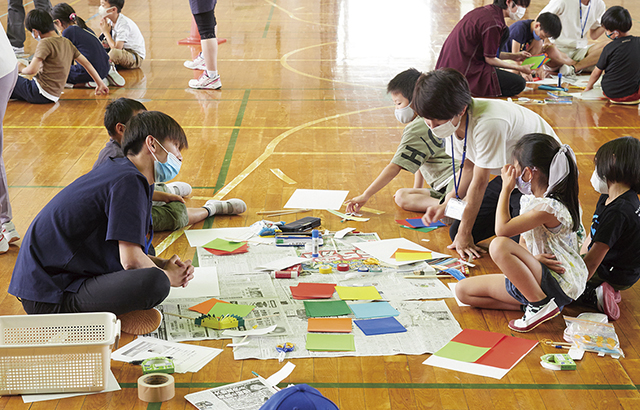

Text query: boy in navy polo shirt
(9, 111), (194, 335)
(500, 13), (562, 58)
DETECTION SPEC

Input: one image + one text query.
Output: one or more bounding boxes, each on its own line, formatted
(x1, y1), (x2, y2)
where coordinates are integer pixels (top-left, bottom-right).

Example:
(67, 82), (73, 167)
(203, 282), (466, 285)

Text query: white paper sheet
(22, 370), (120, 403)
(570, 88), (606, 100)
(166, 267), (220, 299)
(447, 283), (469, 307)
(222, 325), (278, 337)
(283, 189), (349, 210)
(255, 256), (308, 271)
(354, 238), (450, 266)
(185, 227), (272, 247)
(265, 362), (296, 386)
(335, 227), (356, 239)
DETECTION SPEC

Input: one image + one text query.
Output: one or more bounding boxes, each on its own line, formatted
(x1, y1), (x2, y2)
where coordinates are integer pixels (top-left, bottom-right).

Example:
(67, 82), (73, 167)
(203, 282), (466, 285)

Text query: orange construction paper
(188, 298), (230, 314)
(307, 317), (353, 333)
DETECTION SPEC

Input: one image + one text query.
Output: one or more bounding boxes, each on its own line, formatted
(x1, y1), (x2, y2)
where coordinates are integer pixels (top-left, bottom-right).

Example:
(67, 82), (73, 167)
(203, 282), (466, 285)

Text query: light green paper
(208, 302), (255, 318)
(304, 300), (351, 317)
(203, 238), (245, 252)
(306, 333), (355, 351)
(400, 225), (437, 233)
(434, 341), (491, 363)
(335, 286), (382, 300)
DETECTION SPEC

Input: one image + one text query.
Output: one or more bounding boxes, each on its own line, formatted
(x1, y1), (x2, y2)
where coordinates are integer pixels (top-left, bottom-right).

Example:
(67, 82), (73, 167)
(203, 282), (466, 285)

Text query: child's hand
(501, 164), (517, 192)
(345, 195), (368, 213)
(164, 193), (186, 204)
(99, 17), (111, 34)
(422, 203), (445, 225)
(513, 51), (532, 62)
(95, 80), (109, 96)
(535, 253), (565, 274)
(518, 63), (533, 75)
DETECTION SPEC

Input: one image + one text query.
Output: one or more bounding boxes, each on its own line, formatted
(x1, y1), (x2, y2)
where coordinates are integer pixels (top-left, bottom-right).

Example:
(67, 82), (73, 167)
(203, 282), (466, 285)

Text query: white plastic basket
(0, 312), (120, 395)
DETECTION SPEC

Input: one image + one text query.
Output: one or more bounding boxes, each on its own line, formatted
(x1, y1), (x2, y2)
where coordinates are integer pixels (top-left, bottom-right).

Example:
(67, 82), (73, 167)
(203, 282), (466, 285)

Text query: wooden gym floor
(2, 0), (640, 408)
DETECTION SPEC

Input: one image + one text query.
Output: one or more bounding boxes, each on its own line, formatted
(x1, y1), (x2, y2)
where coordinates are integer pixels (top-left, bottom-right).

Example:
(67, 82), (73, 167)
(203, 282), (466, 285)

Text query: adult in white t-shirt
(0, 22), (20, 253)
(540, 0), (608, 76)
(414, 68), (560, 260)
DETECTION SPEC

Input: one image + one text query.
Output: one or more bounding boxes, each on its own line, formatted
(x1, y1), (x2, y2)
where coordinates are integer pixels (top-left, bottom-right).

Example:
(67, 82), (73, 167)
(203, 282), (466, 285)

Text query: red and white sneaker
(2, 221), (19, 243)
(596, 282), (621, 321)
(188, 72), (222, 90)
(0, 234), (8, 254)
(508, 298), (560, 332)
(184, 53), (206, 70)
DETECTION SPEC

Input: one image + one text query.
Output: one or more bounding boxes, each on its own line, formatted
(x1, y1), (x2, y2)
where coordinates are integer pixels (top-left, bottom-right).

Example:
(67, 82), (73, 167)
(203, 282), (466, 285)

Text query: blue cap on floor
(260, 384), (339, 410)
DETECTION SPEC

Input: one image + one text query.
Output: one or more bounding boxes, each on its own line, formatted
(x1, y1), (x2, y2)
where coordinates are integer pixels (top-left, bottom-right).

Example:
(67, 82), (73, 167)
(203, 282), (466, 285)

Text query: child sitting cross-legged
(455, 133), (588, 332)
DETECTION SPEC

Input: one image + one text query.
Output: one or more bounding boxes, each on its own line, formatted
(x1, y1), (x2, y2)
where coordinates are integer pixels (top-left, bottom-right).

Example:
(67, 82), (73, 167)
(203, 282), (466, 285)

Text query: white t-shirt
(540, 0), (606, 48)
(112, 14), (146, 59)
(445, 98), (559, 174)
(0, 22), (18, 78)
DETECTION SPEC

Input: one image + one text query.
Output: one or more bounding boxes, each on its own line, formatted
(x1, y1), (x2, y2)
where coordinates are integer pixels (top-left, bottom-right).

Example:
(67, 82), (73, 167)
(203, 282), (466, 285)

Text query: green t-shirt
(391, 116), (459, 191)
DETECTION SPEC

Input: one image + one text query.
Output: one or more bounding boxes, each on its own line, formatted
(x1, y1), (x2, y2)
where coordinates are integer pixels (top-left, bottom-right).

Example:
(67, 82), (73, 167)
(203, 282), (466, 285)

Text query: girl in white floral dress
(456, 133), (588, 332)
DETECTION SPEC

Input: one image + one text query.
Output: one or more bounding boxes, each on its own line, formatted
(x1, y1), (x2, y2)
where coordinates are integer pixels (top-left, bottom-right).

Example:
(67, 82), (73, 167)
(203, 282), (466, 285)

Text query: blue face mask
(151, 138), (181, 183)
(532, 30), (541, 41)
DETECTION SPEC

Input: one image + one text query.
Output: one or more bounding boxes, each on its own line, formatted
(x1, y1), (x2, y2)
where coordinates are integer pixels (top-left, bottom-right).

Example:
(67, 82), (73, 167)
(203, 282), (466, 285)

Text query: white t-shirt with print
(112, 13), (146, 59)
(445, 98), (559, 174)
(540, 0), (606, 48)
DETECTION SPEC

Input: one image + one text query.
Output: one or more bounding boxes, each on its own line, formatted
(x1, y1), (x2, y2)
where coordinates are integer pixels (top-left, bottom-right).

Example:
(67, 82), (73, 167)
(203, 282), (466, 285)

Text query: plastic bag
(563, 316), (624, 358)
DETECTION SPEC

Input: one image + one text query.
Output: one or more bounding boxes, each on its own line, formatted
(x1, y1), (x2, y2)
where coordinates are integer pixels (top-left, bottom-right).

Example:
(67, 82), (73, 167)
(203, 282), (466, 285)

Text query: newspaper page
(185, 378), (277, 410)
(232, 300), (462, 360)
(197, 245), (297, 274)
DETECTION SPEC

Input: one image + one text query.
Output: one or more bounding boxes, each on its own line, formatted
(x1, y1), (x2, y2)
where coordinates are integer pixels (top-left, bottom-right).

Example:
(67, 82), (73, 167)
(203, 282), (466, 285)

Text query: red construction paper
(204, 243), (249, 255)
(290, 283), (336, 300)
(451, 329), (505, 349)
(188, 298), (230, 314)
(475, 335), (538, 369)
(395, 219), (416, 228)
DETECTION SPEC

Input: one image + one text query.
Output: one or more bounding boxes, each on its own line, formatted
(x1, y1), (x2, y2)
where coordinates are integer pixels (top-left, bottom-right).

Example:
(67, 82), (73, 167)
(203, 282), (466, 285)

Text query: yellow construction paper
(335, 285), (381, 300)
(395, 251), (432, 261)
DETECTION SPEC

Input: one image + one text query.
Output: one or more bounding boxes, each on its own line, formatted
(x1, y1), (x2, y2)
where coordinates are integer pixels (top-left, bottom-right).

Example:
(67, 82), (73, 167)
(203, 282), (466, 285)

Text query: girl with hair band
(183, 0), (222, 89)
(455, 134), (588, 332)
(52, 3), (123, 87)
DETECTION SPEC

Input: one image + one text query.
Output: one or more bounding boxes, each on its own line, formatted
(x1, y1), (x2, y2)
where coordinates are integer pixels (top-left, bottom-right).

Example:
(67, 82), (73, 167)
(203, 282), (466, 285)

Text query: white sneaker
(508, 298), (560, 332)
(2, 221), (20, 244)
(184, 53), (206, 70)
(189, 72), (222, 90)
(204, 199), (247, 216)
(107, 62), (125, 87)
(88, 77), (109, 88)
(0, 234), (8, 254)
(165, 181), (192, 197)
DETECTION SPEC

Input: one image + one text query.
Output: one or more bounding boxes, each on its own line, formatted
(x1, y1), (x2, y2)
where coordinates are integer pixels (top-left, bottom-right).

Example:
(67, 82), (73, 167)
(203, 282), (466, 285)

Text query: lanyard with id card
(577, 0), (591, 49)
(444, 115), (469, 221)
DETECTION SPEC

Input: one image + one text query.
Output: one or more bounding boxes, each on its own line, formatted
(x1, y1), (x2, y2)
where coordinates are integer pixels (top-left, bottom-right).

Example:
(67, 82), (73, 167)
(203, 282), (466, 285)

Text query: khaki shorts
(108, 48), (143, 69)
(556, 44), (592, 62)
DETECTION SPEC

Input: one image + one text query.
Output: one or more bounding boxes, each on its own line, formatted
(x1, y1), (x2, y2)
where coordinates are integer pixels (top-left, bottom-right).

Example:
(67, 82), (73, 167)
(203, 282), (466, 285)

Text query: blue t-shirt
(9, 157), (153, 304)
(499, 19), (534, 54)
(63, 25), (110, 79)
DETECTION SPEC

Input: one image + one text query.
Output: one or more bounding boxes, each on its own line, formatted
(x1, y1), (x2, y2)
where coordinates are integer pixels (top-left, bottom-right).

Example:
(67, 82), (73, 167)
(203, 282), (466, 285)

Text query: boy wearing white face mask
(345, 69), (458, 214)
(569, 137), (640, 321)
(98, 0), (145, 69)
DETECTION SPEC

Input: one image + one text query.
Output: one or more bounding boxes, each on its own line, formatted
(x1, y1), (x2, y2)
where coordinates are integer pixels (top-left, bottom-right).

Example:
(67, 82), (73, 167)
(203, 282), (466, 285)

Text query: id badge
(445, 198), (467, 221)
(576, 38), (588, 49)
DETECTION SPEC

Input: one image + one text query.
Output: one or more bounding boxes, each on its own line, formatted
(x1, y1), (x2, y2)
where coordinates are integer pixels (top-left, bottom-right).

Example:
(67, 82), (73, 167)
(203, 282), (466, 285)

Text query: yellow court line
(212, 106), (390, 200)
(270, 168), (297, 184)
(264, 0), (336, 27)
(155, 225), (192, 256)
(281, 43), (385, 90)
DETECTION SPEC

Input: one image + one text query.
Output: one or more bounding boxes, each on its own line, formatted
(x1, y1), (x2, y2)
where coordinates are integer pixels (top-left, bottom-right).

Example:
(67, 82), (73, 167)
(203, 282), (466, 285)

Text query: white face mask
(516, 170), (533, 195)
(428, 117), (461, 139)
(509, 4), (526, 20)
(590, 170), (608, 194)
(98, 5), (109, 18)
(31, 31), (41, 41)
(395, 105), (415, 124)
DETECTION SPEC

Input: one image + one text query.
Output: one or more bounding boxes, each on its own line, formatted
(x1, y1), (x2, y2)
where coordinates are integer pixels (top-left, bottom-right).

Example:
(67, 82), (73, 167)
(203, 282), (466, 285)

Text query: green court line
(122, 382), (639, 391)
(202, 89), (251, 229)
(263, 0), (276, 38)
(146, 403), (162, 410)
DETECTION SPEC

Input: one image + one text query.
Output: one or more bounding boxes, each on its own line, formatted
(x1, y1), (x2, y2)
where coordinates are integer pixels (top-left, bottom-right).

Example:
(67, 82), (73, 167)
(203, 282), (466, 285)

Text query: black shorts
(505, 262), (573, 309)
(193, 8), (217, 39)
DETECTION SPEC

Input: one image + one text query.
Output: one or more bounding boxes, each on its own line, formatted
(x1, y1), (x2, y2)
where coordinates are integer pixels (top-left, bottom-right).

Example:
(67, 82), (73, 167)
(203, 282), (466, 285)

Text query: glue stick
(311, 229), (320, 257)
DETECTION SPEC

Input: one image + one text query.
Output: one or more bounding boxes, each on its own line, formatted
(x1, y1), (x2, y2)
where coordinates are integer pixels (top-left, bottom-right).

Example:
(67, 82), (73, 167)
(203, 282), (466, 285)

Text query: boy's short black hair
(595, 136), (640, 192)
(25, 9), (55, 33)
(412, 68), (472, 120)
(106, 0), (125, 13)
(387, 68), (422, 101)
(123, 111), (188, 156)
(601, 6), (632, 33)
(493, 0), (530, 10)
(536, 12), (562, 39)
(104, 98), (147, 137)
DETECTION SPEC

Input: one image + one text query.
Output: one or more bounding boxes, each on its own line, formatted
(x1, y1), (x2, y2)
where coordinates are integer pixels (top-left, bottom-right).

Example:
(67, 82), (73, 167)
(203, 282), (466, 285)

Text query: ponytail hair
(512, 134), (581, 232)
(52, 3), (87, 30)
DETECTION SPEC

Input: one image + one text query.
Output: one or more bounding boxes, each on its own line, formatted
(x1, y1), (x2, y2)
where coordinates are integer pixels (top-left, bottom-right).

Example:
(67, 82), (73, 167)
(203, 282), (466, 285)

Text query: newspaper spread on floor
(185, 378), (276, 410)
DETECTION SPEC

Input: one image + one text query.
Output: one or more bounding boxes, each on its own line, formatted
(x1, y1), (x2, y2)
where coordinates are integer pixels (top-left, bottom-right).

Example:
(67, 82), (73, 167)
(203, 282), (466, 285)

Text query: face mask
(590, 170), (608, 194)
(31, 31), (41, 41)
(150, 139), (181, 183)
(516, 170), (532, 195)
(532, 30), (541, 41)
(509, 4), (525, 21)
(605, 31), (617, 40)
(395, 105), (415, 124)
(428, 116), (461, 139)
(98, 5), (109, 18)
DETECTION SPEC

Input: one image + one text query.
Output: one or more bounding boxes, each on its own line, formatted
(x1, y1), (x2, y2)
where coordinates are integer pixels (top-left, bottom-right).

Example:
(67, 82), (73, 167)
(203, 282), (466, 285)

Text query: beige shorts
(556, 44), (592, 62)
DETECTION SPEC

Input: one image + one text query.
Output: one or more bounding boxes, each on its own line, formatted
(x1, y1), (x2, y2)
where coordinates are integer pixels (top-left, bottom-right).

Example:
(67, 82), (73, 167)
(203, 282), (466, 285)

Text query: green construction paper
(521, 54), (549, 69)
(208, 302), (255, 318)
(304, 300), (351, 317)
(306, 333), (355, 351)
(202, 238), (245, 252)
(434, 341), (491, 363)
(400, 225), (437, 233)
(335, 286), (381, 301)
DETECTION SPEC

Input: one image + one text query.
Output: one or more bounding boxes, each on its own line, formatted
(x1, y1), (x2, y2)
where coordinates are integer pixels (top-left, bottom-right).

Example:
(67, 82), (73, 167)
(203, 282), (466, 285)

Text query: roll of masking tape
(319, 265), (332, 274)
(138, 373), (175, 402)
(337, 263), (350, 272)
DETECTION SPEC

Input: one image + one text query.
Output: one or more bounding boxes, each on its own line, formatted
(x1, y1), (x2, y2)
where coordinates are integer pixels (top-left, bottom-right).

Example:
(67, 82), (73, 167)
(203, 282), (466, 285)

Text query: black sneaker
(575, 282), (598, 308)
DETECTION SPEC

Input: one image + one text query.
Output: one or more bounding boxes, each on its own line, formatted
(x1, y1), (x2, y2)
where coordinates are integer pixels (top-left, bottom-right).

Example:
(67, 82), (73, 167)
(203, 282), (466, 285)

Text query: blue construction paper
(405, 218), (445, 229)
(348, 302), (400, 319)
(354, 317), (407, 336)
